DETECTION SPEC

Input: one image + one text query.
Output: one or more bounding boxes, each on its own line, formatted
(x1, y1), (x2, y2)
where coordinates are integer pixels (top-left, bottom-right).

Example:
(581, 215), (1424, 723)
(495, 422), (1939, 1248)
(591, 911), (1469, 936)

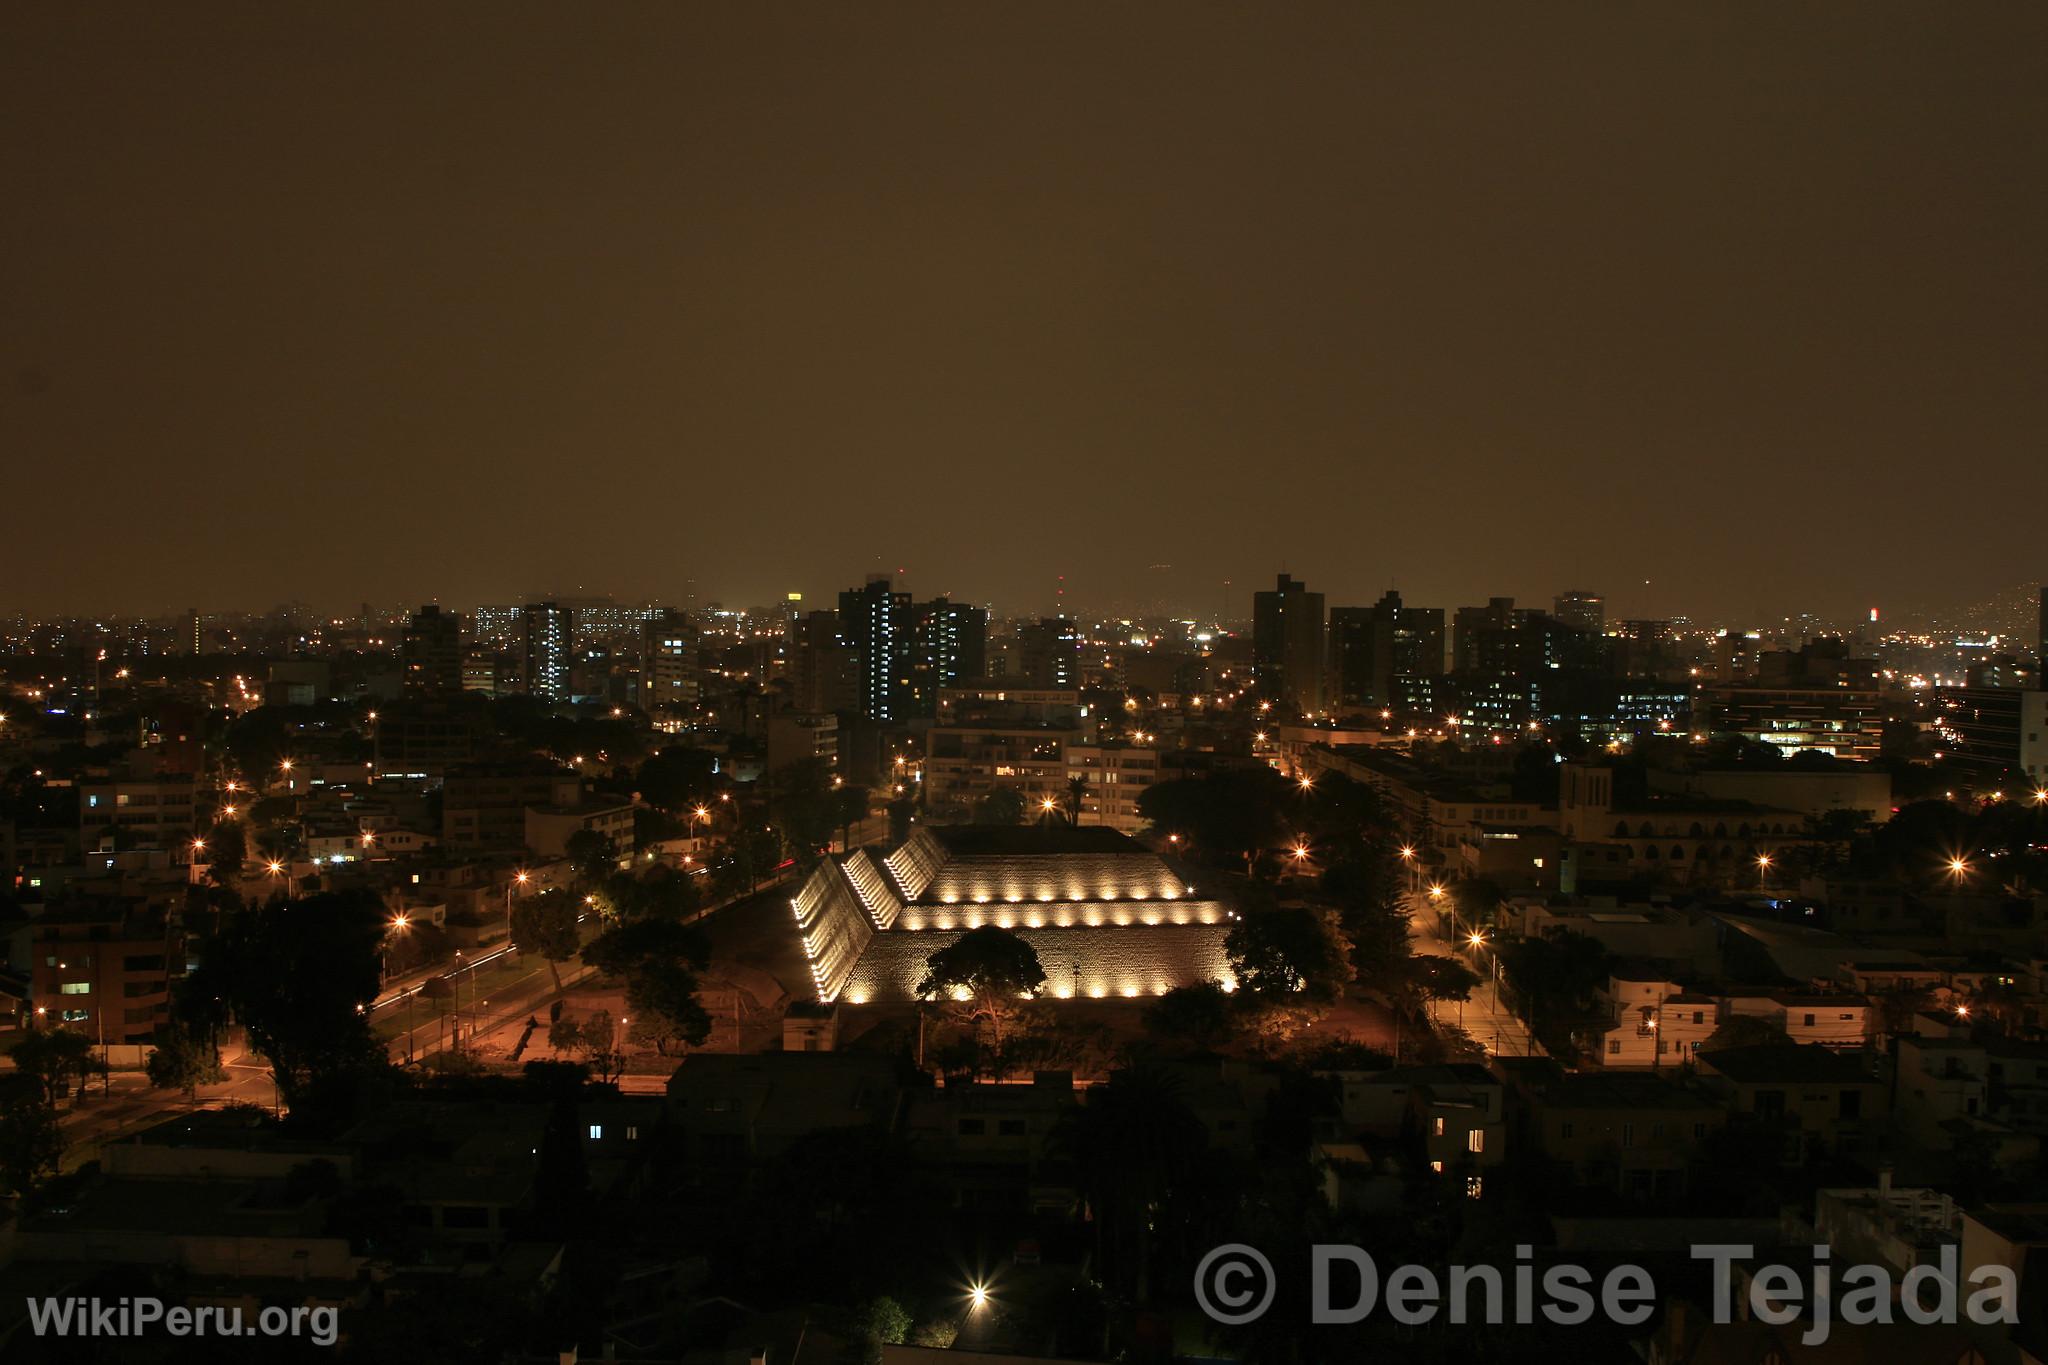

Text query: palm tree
(1065, 775), (1090, 827)
(1054, 1063), (1208, 1305)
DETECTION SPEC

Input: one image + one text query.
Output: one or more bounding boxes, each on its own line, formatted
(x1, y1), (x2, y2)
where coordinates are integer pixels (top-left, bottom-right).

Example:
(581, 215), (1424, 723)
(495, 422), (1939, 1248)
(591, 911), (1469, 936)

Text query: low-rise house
(1518, 1071), (1726, 1200)
(1694, 1044), (1881, 1161)
(665, 1052), (905, 1165)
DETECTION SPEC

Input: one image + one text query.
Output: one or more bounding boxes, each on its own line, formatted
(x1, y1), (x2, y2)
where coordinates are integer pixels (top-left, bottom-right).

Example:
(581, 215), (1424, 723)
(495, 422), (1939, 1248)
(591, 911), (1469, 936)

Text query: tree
(1144, 981), (1239, 1052)
(852, 1296), (912, 1365)
(178, 888), (389, 1121)
(552, 1008), (624, 1082)
(916, 925), (1046, 1049)
(564, 829), (617, 886)
(145, 1023), (225, 1098)
(971, 788), (1027, 827)
(608, 863), (701, 921)
(0, 1094), (63, 1203)
(769, 758), (839, 864)
(582, 917), (712, 1054)
(1225, 905), (1354, 1004)
(1138, 770), (1290, 875)
(1055, 1063), (1209, 1305)
(1414, 956), (1480, 1011)
(511, 888), (581, 990)
(1495, 930), (1611, 1060)
(1065, 775), (1090, 827)
(1699, 1014), (1794, 1052)
(886, 792), (916, 845)
(205, 819), (247, 887)
(634, 746), (720, 811)
(9, 1028), (103, 1105)
(832, 785), (870, 852)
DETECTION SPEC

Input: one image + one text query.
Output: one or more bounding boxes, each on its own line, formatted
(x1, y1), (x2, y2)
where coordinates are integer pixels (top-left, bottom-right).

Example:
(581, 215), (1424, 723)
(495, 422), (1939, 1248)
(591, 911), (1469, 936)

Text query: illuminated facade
(791, 826), (1234, 1004)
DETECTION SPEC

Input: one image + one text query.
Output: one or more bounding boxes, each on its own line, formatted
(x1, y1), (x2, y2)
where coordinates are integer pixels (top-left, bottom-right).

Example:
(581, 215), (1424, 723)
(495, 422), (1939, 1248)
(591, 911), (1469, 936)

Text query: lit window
(1465, 1175), (1483, 1199)
(1467, 1130), (1484, 1154)
(1429, 1160), (1443, 1173)
(588, 1124), (603, 1140)
(59, 982), (91, 995)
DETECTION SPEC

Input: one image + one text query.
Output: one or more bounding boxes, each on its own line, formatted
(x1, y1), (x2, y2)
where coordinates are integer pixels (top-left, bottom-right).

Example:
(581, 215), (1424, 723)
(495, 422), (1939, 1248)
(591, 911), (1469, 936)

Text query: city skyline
(4, 4), (2043, 621)
(4, 573), (2040, 641)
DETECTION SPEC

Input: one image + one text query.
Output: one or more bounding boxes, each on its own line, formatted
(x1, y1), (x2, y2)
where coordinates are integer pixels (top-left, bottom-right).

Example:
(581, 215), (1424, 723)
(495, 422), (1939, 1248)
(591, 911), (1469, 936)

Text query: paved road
(1406, 892), (1545, 1058)
(53, 1062), (280, 1172)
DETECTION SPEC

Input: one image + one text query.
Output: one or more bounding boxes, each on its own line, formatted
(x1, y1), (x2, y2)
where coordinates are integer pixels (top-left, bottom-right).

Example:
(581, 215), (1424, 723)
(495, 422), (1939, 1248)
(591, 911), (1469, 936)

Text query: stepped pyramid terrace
(791, 825), (1238, 1005)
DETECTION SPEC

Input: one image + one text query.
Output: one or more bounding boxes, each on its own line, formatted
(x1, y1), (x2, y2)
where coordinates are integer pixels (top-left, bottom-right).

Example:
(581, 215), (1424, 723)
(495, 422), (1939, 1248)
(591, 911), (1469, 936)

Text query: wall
(839, 923), (1233, 1005)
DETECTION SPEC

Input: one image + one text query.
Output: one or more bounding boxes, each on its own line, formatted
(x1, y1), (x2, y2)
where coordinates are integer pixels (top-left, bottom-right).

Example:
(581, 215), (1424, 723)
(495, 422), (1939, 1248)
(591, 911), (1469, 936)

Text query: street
(52, 1054), (280, 1173)
(1406, 891), (1546, 1058)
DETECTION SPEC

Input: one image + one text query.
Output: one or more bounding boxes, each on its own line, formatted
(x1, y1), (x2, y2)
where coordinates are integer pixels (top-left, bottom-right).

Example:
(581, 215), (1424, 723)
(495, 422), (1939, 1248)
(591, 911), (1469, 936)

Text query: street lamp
(1755, 853), (1773, 891)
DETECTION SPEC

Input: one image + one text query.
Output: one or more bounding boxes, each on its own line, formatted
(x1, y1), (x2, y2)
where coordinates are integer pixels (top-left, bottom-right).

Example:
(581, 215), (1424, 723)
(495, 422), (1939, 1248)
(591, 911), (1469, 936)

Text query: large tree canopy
(917, 925), (1046, 1047)
(179, 888), (390, 1124)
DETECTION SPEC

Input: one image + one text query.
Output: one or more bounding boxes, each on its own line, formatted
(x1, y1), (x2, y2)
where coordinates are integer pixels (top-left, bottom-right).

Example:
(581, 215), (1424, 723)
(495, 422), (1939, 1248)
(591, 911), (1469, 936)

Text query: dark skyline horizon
(6, 569), (2039, 636)
(4, 4), (2043, 623)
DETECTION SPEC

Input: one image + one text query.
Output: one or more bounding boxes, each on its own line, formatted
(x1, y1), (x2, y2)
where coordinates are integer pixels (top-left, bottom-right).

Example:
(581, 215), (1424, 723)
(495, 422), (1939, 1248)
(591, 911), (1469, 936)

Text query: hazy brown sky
(3, 4), (2042, 623)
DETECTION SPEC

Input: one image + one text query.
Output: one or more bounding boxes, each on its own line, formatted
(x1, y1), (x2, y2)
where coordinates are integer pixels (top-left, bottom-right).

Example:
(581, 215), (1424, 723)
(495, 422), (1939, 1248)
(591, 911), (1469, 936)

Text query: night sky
(4, 4), (2042, 622)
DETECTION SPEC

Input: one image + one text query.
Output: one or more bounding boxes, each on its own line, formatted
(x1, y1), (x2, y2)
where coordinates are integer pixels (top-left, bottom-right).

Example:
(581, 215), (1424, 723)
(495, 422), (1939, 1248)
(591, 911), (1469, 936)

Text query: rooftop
(1699, 1044), (1874, 1085)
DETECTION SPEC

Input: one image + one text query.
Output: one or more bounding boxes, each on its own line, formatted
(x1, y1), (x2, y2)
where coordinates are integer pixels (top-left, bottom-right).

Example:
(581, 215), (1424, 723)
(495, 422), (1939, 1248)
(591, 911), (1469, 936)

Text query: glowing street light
(1947, 856), (1971, 879)
(969, 1284), (990, 1310)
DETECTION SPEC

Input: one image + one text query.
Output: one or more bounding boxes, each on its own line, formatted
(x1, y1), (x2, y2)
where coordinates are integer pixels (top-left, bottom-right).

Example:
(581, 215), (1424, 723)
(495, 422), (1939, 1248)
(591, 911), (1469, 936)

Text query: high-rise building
(794, 610), (861, 714)
(520, 602), (573, 701)
(185, 607), (202, 656)
(1329, 590), (1445, 713)
(401, 605), (463, 694)
(639, 609), (698, 713)
(1700, 642), (1884, 759)
(907, 598), (988, 718)
(835, 581), (991, 720)
(1935, 686), (2048, 785)
(838, 577), (911, 722)
(1450, 597), (1597, 729)
(1017, 617), (1082, 690)
(2038, 585), (2047, 684)
(1252, 574), (1326, 715)
(472, 605), (523, 649)
(1551, 591), (1605, 635)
